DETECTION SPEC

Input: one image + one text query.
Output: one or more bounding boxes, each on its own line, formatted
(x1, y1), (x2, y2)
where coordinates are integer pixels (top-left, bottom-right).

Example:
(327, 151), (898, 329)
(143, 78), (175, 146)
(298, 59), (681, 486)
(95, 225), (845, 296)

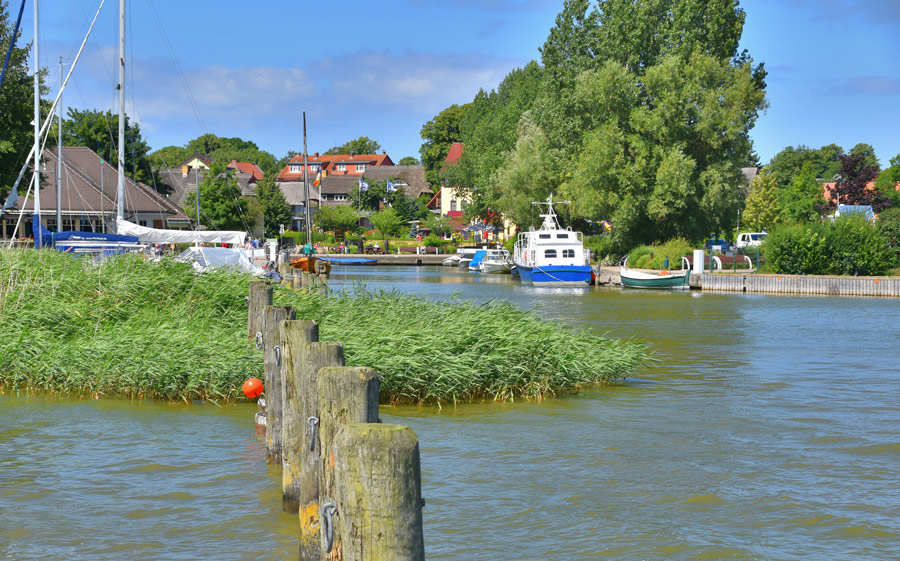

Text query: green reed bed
(0, 248), (651, 403)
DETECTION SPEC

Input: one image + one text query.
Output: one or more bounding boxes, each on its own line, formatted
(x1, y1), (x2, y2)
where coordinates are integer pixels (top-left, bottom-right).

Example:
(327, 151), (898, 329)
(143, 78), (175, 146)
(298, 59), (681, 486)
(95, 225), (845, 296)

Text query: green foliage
(781, 162), (826, 223)
(419, 104), (468, 185)
(183, 161), (251, 231)
(315, 205), (359, 234)
(421, 234), (442, 247)
(148, 145), (189, 169)
(584, 235), (622, 264)
(876, 207), (900, 266)
(766, 144), (843, 189)
(59, 108), (155, 186)
(874, 154), (900, 207)
(368, 207), (404, 239)
(324, 136), (381, 156)
(743, 168), (784, 230)
(397, 156), (420, 166)
(424, 214), (453, 238)
(155, 133), (279, 176)
(254, 177), (292, 237)
(627, 238), (694, 269)
(0, 2), (47, 201)
(765, 217), (890, 276)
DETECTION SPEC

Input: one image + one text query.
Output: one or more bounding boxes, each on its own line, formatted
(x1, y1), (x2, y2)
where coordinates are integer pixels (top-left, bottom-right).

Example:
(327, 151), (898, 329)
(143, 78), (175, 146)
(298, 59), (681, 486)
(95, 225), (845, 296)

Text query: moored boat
(479, 249), (514, 274)
(619, 267), (690, 289)
(513, 195), (591, 287)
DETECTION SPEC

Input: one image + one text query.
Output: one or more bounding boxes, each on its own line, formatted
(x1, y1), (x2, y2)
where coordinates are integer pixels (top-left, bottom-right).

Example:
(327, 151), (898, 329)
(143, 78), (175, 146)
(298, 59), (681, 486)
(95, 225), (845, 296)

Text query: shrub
(829, 216), (890, 276)
(765, 217), (890, 276)
(876, 207), (900, 267)
(626, 238), (693, 269)
(422, 234), (443, 248)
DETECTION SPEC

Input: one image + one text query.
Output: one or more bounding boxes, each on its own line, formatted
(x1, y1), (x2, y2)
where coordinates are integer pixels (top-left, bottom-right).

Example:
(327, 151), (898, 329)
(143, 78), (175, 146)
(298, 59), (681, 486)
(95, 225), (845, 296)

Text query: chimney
(350, 151), (355, 157)
(314, 152), (319, 158)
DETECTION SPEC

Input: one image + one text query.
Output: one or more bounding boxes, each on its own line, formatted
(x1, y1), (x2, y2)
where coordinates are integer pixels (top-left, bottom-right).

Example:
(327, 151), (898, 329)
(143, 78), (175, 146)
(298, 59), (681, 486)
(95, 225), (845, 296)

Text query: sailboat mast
(302, 111), (311, 243)
(56, 57), (63, 231)
(115, 0), (125, 224)
(32, 0), (41, 237)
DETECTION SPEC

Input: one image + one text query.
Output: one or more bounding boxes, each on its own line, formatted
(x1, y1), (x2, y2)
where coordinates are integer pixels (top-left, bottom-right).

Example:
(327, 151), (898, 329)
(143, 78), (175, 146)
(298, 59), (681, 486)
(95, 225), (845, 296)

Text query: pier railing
(248, 280), (425, 561)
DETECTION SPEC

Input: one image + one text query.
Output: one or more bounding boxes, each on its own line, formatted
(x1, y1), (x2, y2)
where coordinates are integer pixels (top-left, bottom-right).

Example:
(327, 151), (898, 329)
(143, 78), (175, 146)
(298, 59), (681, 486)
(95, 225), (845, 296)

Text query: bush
(764, 217), (891, 276)
(422, 234), (443, 248)
(876, 207), (900, 267)
(626, 238), (693, 269)
(585, 235), (621, 263)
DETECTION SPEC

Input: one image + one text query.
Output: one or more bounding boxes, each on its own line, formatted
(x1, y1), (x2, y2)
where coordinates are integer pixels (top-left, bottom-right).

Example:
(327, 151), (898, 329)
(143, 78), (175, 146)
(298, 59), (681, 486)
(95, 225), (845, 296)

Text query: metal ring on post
(274, 345), (282, 367)
(321, 501), (337, 553)
(255, 331), (263, 350)
(307, 416), (319, 452)
(244, 295), (249, 307)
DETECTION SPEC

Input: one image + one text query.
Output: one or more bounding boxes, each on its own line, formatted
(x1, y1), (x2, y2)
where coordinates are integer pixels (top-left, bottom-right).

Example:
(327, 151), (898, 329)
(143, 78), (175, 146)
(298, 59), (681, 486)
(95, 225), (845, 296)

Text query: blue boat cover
(319, 257), (377, 264)
(469, 250), (486, 269)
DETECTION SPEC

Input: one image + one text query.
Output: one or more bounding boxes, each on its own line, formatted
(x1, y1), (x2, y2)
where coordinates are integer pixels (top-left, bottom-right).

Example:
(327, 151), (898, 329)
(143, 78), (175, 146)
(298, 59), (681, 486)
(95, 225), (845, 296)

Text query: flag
(359, 179), (369, 192)
(600, 220), (612, 231)
(313, 171), (321, 187)
(1, 185), (17, 212)
(386, 180), (396, 192)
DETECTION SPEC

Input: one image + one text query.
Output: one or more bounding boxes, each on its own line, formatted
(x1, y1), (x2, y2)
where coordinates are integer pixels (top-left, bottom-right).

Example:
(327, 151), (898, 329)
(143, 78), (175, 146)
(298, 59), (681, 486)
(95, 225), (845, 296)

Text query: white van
(736, 232), (767, 249)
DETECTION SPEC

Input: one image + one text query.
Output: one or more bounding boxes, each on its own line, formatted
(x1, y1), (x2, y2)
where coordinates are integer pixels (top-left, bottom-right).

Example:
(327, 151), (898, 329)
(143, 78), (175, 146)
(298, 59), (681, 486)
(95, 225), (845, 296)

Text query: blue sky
(17, 0), (900, 169)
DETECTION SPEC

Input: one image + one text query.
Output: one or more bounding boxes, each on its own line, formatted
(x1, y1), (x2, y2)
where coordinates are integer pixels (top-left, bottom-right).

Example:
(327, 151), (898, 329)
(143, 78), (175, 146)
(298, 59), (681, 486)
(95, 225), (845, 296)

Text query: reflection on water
(3, 266), (900, 560)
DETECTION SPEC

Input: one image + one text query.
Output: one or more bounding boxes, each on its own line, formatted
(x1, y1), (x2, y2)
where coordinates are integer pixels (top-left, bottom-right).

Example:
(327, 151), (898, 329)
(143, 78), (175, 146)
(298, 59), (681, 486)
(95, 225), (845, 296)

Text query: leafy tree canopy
(315, 204), (359, 234)
(765, 144), (844, 190)
(254, 176), (292, 237)
(368, 207), (404, 239)
(58, 108), (155, 187)
(150, 133), (279, 177)
(397, 156), (420, 166)
(324, 136), (381, 156)
(874, 154), (900, 207)
(781, 162), (826, 223)
(419, 103), (468, 186)
(743, 168), (784, 231)
(183, 161), (252, 232)
(823, 153), (890, 212)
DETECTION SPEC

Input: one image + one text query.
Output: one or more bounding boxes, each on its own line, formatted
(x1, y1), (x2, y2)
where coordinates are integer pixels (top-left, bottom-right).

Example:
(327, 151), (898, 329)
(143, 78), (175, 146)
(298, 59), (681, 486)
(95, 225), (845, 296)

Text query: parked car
(705, 238), (733, 253)
(735, 232), (767, 249)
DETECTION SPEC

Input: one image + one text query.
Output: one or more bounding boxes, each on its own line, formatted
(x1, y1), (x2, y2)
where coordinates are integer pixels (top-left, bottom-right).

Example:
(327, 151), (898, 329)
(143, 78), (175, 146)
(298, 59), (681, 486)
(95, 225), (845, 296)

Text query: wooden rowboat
(619, 267), (690, 289)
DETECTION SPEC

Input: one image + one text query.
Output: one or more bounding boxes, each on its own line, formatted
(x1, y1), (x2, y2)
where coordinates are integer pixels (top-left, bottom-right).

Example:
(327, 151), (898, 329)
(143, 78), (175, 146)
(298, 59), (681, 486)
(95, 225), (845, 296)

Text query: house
(1, 146), (188, 239)
(275, 152), (394, 183)
(227, 160), (265, 183)
(277, 180), (321, 231)
(439, 142), (468, 218)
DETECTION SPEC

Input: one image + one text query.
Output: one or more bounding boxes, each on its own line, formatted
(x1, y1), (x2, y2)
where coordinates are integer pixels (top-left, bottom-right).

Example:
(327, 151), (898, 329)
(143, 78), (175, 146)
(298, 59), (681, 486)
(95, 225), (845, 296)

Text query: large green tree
(368, 207), (404, 240)
(0, 0), (47, 202)
(743, 168), (784, 231)
(183, 161), (251, 231)
(324, 136), (381, 156)
(59, 108), (155, 186)
(419, 104), (468, 185)
(781, 162), (826, 223)
(874, 154), (900, 207)
(314, 205), (359, 234)
(766, 144), (844, 190)
(254, 176), (292, 237)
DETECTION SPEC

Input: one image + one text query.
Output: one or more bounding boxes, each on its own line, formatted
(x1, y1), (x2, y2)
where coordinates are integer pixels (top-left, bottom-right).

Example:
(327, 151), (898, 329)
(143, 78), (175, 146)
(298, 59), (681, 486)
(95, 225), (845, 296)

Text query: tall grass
(0, 248), (652, 403)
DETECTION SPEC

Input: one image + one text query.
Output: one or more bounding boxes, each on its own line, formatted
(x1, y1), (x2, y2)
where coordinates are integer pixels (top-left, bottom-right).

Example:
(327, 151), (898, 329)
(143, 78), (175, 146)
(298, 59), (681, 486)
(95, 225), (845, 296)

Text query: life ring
(658, 270), (670, 276)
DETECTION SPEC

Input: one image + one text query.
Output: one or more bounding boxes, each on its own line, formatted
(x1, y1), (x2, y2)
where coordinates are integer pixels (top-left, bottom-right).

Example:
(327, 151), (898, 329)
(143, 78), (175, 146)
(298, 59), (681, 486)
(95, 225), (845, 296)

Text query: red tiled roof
(276, 153), (394, 181)
(444, 142), (464, 165)
(228, 160), (264, 182)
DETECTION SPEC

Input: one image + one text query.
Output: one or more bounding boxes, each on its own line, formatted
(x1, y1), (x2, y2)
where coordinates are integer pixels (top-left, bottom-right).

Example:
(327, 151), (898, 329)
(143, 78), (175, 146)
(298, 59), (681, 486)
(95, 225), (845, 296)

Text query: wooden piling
(299, 342), (345, 561)
(262, 305), (295, 465)
(248, 280), (272, 342)
(316, 367), (379, 502)
(279, 320), (319, 513)
(292, 271), (302, 290)
(331, 424), (425, 561)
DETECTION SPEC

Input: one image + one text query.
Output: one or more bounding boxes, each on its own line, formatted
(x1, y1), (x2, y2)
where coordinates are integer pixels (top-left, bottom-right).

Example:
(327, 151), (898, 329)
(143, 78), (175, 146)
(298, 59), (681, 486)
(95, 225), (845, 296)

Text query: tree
(874, 154), (900, 207)
(424, 214), (453, 238)
(767, 144), (844, 190)
(781, 162), (826, 223)
(848, 143), (880, 174)
(181, 134), (278, 176)
(149, 145), (189, 169)
(419, 104), (468, 185)
(823, 153), (890, 212)
(397, 156), (420, 166)
(254, 177), (292, 236)
(314, 205), (359, 235)
(368, 207), (404, 240)
(1, 1), (48, 201)
(743, 169), (784, 231)
(60, 108), (155, 186)
(183, 161), (251, 231)
(324, 136), (381, 156)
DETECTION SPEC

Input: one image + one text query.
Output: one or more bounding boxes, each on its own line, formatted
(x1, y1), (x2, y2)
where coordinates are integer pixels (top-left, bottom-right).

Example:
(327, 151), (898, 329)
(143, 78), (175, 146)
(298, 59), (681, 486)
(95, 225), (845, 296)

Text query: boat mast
(32, 0), (41, 245)
(56, 57), (64, 231)
(302, 111), (311, 243)
(115, 0), (125, 225)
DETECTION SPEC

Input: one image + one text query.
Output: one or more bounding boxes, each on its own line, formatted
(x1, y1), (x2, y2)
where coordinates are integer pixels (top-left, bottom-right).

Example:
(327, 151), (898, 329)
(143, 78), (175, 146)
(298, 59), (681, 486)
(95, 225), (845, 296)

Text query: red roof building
(227, 160), (265, 183)
(276, 152), (394, 182)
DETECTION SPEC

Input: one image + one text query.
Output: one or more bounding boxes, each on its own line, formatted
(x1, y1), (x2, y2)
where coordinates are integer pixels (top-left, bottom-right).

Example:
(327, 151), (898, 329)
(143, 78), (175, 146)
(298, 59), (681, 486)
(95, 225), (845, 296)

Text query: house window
(310, 164), (319, 172)
(335, 195), (347, 201)
(336, 164), (346, 172)
(356, 164), (366, 172)
(545, 249), (557, 259)
(290, 164), (300, 173)
(451, 201), (457, 212)
(139, 220), (147, 227)
(563, 249), (575, 258)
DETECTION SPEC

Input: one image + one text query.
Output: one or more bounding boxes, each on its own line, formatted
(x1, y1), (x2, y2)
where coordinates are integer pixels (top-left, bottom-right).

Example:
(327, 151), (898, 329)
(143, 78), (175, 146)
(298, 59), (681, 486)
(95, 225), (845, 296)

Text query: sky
(14, 0), (900, 169)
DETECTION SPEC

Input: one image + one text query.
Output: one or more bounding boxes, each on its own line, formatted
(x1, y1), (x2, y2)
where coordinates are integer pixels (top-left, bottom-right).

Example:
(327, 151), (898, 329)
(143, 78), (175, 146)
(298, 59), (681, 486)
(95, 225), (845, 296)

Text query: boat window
(563, 249), (574, 258)
(545, 249), (557, 259)
(539, 234), (551, 239)
(557, 233), (569, 239)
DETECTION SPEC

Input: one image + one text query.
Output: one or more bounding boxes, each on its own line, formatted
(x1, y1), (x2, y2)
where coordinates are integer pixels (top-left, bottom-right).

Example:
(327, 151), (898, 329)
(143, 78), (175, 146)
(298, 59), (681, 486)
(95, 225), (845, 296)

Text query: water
(3, 266), (899, 560)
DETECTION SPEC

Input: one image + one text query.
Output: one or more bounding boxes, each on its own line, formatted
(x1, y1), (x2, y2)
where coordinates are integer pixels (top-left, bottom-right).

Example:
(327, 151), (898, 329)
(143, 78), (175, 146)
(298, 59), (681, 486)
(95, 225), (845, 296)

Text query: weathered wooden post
(302, 271), (314, 289)
(330, 424), (425, 561)
(262, 305), (295, 465)
(316, 367), (379, 503)
(317, 273), (328, 295)
(299, 342), (345, 561)
(292, 271), (303, 290)
(248, 280), (272, 342)
(280, 320), (319, 513)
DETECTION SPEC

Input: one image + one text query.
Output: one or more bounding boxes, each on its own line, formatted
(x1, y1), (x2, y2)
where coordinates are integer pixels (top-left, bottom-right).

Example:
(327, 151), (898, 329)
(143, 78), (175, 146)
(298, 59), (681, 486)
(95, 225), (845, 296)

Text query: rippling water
(2, 266), (899, 560)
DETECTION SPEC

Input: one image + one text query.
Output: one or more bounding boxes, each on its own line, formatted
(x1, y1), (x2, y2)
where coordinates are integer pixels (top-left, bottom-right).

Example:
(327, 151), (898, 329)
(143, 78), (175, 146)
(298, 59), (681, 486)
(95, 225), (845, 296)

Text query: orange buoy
(242, 377), (263, 399)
